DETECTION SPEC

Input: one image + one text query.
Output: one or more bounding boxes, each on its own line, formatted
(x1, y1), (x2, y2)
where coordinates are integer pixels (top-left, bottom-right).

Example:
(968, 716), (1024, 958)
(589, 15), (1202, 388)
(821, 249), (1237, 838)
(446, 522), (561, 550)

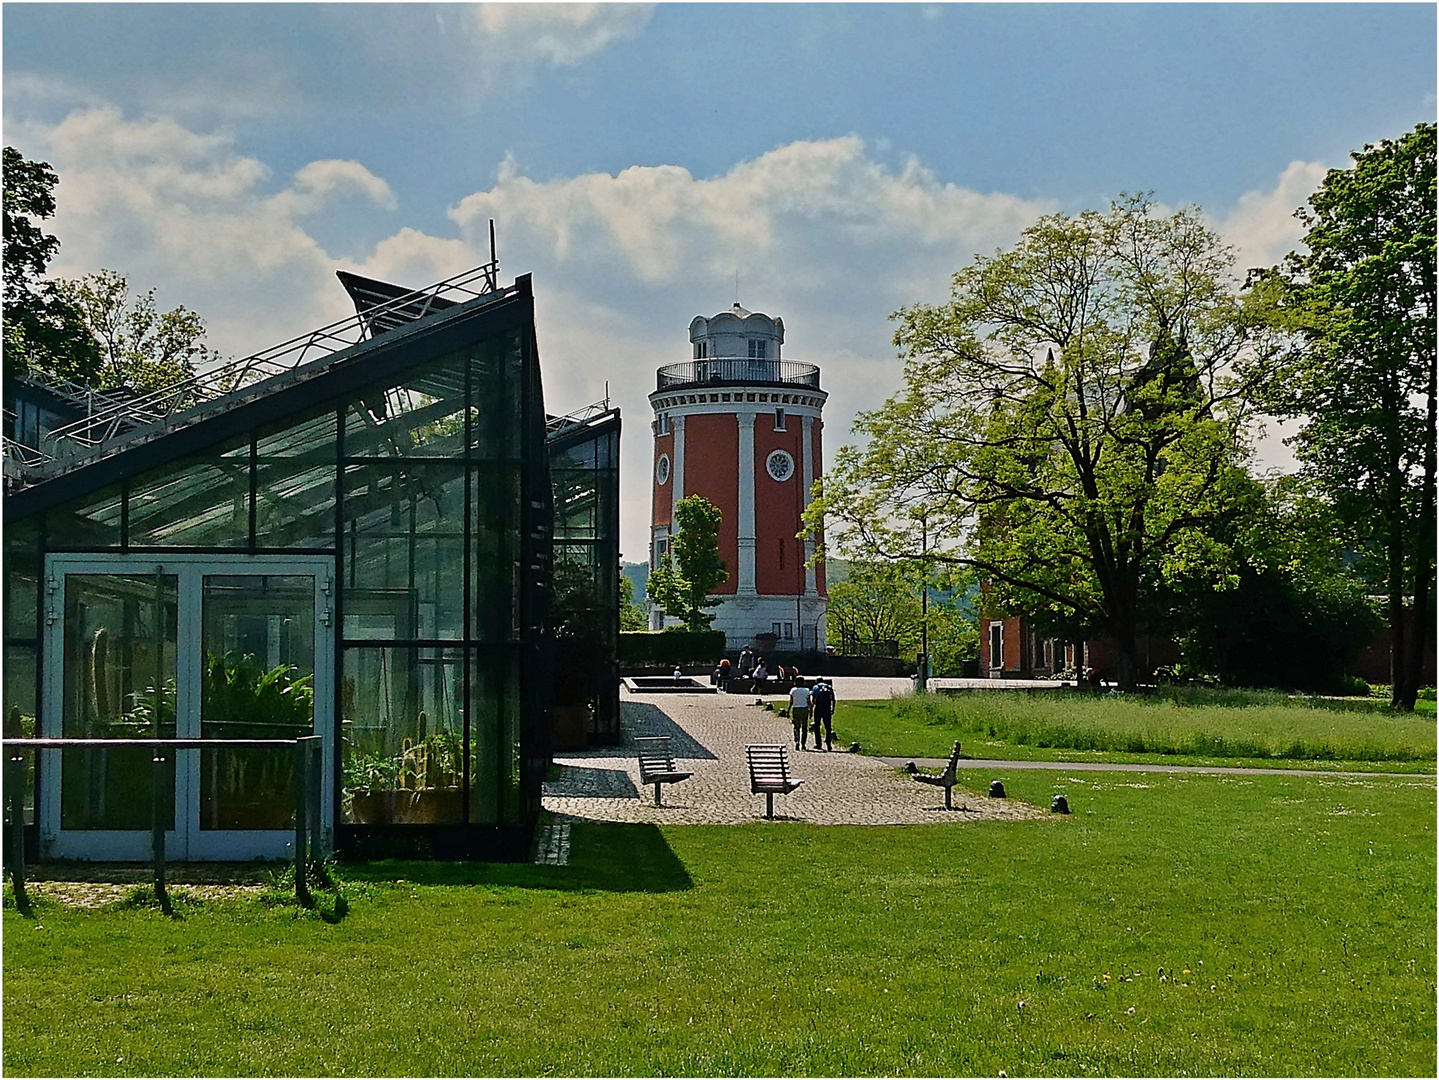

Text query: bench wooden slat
(745, 744), (804, 819)
(635, 736), (691, 806)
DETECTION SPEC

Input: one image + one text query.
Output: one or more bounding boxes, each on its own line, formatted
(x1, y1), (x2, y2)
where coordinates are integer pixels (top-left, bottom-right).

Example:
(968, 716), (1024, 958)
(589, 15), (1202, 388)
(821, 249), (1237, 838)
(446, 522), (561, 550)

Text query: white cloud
(19, 105), (1326, 555)
(17, 107), (399, 353)
(1216, 159), (1327, 275)
(469, 3), (654, 67)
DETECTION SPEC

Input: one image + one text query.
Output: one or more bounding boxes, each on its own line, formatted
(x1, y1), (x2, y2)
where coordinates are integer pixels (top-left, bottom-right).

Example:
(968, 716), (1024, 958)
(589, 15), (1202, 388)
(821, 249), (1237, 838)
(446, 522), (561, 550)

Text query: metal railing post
(304, 736), (323, 863)
(151, 751), (170, 914)
(294, 739), (311, 907)
(6, 752), (30, 913)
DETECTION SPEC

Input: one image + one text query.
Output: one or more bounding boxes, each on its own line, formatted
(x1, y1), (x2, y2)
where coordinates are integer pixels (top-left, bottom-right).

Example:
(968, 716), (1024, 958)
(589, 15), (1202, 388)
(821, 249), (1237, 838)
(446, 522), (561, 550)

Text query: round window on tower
(766, 449), (795, 482)
(656, 453), (671, 485)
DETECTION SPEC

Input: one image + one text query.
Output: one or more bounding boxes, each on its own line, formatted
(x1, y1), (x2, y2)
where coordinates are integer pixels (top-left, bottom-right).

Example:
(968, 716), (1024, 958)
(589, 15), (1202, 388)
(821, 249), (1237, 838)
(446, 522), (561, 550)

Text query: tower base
(650, 594), (827, 653)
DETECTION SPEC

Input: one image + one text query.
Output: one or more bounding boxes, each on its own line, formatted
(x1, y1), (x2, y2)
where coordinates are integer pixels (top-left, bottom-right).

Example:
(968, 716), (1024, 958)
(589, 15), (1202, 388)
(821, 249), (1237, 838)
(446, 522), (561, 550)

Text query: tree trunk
(1398, 355), (1437, 712)
(1383, 379), (1409, 711)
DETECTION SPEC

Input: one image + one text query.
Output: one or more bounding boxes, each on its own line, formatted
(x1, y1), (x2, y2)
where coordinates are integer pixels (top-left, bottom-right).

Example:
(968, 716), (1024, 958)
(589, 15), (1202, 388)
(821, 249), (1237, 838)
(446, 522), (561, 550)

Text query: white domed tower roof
(689, 304), (785, 359)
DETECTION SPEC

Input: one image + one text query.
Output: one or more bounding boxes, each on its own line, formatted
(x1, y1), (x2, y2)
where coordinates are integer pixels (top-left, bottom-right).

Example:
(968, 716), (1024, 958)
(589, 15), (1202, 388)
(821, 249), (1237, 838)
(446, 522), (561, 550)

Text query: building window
(784, 623), (794, 640)
(774, 408), (786, 431)
(772, 622), (783, 637)
(766, 449), (795, 482)
(656, 413), (670, 435)
(655, 453), (671, 486)
(989, 622), (1003, 669)
(749, 339), (767, 360)
(694, 341), (708, 359)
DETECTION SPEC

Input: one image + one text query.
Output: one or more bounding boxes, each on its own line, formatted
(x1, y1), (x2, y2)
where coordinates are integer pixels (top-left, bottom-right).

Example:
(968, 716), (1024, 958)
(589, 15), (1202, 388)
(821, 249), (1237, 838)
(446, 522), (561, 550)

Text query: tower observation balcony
(655, 359), (820, 392)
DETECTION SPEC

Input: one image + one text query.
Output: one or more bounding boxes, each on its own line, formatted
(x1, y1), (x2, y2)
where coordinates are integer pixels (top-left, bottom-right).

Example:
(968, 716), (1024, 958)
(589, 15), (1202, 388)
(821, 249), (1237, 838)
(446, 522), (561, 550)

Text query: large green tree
(1161, 473), (1383, 691)
(809, 196), (1275, 688)
(827, 560), (978, 674)
(1251, 123), (1435, 711)
(3, 146), (99, 382)
(3, 146), (212, 393)
(646, 495), (728, 631)
(54, 270), (212, 392)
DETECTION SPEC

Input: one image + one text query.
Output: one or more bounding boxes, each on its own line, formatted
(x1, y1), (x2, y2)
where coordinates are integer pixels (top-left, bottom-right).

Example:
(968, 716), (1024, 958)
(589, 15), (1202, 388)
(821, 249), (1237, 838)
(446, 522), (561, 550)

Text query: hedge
(619, 630), (727, 666)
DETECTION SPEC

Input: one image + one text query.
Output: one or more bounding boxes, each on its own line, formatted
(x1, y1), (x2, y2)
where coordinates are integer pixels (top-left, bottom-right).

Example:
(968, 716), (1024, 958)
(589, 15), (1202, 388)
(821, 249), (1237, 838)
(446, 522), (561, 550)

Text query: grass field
(5, 768), (1434, 1076)
(832, 689), (1437, 772)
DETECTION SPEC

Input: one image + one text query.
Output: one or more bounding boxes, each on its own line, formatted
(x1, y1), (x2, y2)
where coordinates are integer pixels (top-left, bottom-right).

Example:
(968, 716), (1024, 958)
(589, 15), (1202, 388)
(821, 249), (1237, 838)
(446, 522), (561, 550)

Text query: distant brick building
(978, 613), (1178, 682)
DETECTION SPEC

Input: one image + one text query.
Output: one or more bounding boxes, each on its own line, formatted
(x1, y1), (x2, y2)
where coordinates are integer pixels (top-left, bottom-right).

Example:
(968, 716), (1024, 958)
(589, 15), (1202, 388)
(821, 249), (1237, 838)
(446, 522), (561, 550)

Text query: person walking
(810, 678), (836, 750)
(789, 678), (812, 750)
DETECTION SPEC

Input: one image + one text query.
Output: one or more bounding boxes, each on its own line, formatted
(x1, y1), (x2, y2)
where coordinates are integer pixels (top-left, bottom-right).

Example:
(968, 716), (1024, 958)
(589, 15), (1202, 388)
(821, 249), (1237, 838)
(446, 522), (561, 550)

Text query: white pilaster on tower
(737, 411), (757, 594)
(670, 414), (685, 527)
(801, 414), (816, 597)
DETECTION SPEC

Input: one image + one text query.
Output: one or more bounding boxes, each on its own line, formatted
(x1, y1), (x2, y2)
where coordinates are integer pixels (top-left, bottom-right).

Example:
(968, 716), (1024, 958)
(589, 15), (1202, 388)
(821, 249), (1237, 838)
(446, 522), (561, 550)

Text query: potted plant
(400, 731), (464, 823)
(343, 750), (402, 824)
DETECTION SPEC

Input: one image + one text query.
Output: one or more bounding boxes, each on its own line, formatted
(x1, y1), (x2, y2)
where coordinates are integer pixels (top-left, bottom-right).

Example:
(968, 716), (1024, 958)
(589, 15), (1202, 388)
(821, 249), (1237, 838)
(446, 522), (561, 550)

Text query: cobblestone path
(543, 692), (1044, 825)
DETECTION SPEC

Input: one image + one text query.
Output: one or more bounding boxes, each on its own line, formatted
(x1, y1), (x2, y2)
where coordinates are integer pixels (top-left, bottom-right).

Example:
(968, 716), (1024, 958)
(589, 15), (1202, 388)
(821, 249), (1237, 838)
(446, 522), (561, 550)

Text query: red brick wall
(679, 413), (739, 594)
(651, 428), (673, 529)
(755, 415), (807, 596)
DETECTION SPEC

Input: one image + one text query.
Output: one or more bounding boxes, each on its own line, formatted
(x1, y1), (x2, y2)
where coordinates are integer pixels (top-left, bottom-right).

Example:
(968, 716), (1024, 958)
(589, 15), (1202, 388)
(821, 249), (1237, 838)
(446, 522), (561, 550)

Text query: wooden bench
(745, 744), (805, 819)
(635, 736), (692, 806)
(909, 740), (965, 809)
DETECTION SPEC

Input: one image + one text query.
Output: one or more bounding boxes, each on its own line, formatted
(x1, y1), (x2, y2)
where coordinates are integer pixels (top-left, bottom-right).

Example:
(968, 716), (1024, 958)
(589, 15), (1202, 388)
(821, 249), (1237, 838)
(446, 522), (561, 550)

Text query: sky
(4, 2), (1435, 560)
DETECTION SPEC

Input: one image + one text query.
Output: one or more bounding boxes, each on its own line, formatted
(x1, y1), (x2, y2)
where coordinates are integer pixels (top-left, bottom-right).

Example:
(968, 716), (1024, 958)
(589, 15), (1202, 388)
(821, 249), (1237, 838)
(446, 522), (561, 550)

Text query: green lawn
(5, 769), (1435, 1076)
(831, 689), (1437, 772)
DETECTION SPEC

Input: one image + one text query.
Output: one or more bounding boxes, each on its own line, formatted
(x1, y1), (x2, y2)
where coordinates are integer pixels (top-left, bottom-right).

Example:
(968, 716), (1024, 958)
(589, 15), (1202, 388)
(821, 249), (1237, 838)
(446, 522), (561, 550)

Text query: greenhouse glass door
(41, 554), (335, 861)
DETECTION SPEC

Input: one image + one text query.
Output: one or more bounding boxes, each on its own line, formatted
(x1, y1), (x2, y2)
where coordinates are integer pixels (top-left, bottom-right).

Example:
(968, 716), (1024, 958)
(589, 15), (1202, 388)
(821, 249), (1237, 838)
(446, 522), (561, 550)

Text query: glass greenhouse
(2, 267), (611, 862)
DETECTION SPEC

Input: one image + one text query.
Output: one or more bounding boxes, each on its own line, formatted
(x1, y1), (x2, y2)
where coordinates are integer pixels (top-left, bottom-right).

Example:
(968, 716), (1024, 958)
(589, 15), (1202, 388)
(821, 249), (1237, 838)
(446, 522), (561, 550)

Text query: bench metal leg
(654, 782), (662, 807)
(765, 792), (774, 819)
(944, 784), (952, 810)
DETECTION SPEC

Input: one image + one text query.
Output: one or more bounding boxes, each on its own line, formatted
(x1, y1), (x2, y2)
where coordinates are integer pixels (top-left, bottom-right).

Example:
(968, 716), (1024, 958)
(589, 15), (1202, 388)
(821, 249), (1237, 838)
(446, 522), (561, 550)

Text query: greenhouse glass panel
(127, 440), (251, 548)
(343, 352), (468, 459)
(43, 487), (123, 549)
(471, 464), (521, 644)
(254, 410), (337, 550)
(468, 646), (521, 825)
(341, 646), (465, 825)
(470, 331), (525, 462)
(343, 462), (466, 640)
(4, 517), (40, 640)
(199, 575), (316, 830)
(59, 573), (178, 831)
(4, 645), (37, 824)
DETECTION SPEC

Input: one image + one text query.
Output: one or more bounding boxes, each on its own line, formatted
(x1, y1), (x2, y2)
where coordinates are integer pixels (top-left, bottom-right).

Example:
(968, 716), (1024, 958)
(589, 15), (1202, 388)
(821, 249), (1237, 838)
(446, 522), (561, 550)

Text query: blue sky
(4, 3), (1435, 556)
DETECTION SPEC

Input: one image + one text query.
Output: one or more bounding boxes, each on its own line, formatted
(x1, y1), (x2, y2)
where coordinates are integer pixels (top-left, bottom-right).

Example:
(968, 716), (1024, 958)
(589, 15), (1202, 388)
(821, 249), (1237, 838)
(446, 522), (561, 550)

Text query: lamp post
(917, 511), (929, 694)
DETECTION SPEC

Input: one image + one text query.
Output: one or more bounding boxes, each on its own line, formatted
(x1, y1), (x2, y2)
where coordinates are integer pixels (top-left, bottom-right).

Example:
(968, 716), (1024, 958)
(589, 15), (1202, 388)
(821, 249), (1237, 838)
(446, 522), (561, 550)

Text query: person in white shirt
(788, 679), (811, 749)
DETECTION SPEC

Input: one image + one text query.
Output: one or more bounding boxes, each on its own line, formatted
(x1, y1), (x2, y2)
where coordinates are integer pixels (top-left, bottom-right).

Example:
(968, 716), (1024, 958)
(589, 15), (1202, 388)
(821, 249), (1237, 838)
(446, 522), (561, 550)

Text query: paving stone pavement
(543, 691), (1045, 825)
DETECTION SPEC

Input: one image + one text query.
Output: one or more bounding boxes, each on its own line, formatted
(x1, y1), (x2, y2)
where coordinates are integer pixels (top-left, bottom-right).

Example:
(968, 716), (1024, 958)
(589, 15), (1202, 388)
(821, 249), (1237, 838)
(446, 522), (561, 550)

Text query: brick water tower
(648, 303), (827, 650)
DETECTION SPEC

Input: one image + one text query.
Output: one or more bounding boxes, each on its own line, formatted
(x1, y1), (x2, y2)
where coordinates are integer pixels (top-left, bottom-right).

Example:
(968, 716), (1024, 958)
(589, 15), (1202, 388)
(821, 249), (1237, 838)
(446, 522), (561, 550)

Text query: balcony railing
(655, 359), (821, 391)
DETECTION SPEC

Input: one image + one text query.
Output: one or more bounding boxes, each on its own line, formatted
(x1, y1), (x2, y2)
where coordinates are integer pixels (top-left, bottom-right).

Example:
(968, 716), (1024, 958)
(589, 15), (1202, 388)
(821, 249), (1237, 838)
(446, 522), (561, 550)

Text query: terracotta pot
(350, 790), (420, 824)
(412, 787), (464, 823)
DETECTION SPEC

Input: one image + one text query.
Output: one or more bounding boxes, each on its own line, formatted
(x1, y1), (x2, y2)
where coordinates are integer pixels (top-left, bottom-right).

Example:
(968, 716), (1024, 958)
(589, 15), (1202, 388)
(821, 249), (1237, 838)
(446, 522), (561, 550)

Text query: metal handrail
(4, 735), (326, 913)
(44, 259), (503, 453)
(546, 398), (616, 437)
(655, 358), (821, 391)
(2, 436), (50, 469)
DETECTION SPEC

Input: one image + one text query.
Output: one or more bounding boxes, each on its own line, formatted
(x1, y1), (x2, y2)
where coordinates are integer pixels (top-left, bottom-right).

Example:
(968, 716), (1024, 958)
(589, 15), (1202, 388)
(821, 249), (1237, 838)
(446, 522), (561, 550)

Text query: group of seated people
(712, 655), (805, 694)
